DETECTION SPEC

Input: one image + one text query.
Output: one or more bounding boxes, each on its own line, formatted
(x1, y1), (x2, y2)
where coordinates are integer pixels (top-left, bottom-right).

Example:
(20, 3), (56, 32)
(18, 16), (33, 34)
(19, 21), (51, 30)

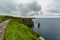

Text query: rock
(37, 36), (45, 40)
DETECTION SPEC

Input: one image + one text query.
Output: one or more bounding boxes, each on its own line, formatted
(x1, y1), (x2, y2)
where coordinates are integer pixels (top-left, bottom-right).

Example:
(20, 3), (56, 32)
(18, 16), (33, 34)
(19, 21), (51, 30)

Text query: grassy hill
(0, 16), (39, 40)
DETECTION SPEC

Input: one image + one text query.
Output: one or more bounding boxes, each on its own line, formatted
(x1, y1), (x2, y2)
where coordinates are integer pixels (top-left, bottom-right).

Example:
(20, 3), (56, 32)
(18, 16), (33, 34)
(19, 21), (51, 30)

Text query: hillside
(4, 16), (34, 28)
(3, 19), (38, 40)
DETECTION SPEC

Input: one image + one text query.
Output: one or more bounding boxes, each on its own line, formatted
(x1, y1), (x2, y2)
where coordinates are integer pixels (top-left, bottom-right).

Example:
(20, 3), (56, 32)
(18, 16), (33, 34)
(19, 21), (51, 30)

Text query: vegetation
(0, 16), (39, 40)
(3, 19), (38, 40)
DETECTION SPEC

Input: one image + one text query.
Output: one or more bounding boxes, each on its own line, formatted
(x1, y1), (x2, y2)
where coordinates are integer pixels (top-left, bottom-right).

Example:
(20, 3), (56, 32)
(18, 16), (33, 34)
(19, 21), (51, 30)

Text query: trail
(0, 19), (10, 40)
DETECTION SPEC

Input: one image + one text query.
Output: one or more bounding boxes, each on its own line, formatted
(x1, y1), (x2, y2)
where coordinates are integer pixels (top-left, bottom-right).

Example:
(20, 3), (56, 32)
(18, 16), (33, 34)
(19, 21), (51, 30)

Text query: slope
(3, 19), (38, 40)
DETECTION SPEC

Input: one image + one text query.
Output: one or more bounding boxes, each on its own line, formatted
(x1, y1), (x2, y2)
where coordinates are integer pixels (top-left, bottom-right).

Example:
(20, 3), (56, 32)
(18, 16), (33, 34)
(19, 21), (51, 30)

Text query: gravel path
(0, 20), (10, 40)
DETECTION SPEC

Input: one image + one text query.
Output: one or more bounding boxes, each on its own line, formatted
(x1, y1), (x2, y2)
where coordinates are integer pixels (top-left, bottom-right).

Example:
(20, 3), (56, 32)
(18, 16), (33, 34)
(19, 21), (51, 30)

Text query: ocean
(32, 18), (60, 40)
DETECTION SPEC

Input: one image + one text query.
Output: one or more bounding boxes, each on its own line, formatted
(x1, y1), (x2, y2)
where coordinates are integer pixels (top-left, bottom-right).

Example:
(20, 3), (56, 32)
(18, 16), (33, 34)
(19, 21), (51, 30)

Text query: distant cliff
(4, 16), (34, 28)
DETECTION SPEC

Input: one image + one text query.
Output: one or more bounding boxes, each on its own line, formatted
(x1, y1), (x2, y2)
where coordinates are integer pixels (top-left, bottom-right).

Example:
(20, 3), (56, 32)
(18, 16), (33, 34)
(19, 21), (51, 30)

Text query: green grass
(3, 19), (38, 40)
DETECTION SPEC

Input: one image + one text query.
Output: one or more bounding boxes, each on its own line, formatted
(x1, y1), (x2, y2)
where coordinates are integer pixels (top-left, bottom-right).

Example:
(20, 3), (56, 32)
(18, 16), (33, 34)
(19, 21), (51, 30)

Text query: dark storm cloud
(0, 0), (41, 16)
(17, 2), (41, 16)
(0, 0), (60, 17)
(28, 2), (41, 12)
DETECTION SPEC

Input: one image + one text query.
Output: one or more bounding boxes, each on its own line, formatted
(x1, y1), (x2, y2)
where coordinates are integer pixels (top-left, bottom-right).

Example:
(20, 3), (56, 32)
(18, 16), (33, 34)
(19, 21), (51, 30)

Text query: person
(2, 19), (5, 23)
(2, 19), (5, 21)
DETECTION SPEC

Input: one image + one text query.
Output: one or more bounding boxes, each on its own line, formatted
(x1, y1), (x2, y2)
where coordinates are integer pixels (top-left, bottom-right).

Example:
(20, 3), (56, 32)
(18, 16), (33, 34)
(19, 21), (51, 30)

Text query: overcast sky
(0, 0), (60, 18)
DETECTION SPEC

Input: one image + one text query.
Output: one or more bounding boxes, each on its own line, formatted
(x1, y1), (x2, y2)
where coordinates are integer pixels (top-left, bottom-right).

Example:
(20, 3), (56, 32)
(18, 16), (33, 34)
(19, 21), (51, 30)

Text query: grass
(3, 19), (38, 40)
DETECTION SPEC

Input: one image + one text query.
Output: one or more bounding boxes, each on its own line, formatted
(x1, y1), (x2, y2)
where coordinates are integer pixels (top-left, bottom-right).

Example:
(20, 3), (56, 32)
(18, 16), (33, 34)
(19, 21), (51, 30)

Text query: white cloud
(37, 0), (60, 13)
(0, 0), (60, 18)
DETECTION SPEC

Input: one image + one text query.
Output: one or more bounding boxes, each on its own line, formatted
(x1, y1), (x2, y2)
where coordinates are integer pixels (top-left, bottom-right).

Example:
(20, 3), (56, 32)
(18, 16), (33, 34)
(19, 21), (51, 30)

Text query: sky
(0, 0), (60, 18)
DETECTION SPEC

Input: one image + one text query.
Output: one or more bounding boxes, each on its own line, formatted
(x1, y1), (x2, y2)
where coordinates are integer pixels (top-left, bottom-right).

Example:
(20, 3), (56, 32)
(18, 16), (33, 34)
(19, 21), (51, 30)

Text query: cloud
(18, 2), (41, 16)
(0, 0), (60, 18)
(0, 0), (41, 17)
(0, 0), (16, 14)
(40, 0), (60, 14)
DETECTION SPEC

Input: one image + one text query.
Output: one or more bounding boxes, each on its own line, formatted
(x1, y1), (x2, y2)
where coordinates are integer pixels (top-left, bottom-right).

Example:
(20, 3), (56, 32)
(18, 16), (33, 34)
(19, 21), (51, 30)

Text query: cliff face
(4, 16), (34, 28)
(16, 18), (34, 28)
(3, 19), (38, 40)
(0, 16), (45, 40)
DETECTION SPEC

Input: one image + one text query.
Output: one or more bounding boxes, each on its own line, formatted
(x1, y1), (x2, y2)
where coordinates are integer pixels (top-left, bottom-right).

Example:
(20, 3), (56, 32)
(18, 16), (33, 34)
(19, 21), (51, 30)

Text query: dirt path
(0, 20), (10, 40)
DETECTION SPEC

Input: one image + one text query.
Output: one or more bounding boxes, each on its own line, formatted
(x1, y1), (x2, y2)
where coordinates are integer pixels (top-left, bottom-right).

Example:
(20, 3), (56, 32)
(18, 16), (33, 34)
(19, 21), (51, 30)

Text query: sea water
(32, 18), (60, 40)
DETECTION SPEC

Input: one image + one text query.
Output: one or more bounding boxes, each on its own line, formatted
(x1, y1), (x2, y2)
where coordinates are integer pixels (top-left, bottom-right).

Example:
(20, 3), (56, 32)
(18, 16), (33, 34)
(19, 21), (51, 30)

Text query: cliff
(4, 16), (34, 28)
(0, 16), (45, 40)
(3, 19), (38, 40)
